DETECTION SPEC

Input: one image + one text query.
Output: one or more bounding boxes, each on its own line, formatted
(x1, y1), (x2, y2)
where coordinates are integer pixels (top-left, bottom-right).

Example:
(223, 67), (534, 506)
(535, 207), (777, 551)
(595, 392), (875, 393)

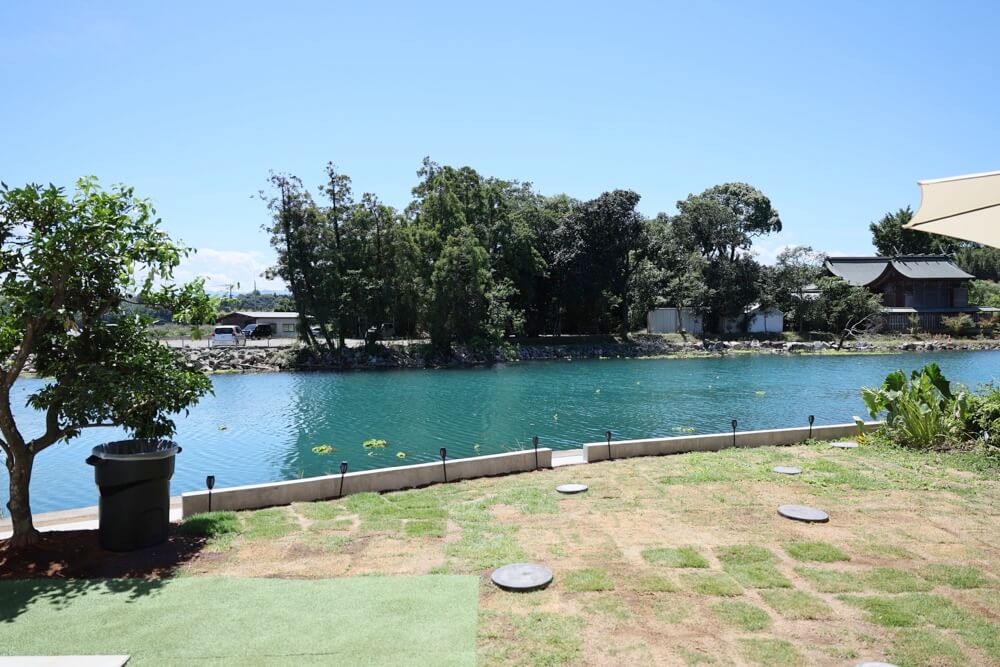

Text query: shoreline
(171, 336), (1000, 374)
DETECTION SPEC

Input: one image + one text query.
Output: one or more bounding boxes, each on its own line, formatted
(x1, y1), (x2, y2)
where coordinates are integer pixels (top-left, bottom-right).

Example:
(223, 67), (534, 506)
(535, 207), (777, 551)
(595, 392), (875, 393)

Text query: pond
(5, 350), (1000, 514)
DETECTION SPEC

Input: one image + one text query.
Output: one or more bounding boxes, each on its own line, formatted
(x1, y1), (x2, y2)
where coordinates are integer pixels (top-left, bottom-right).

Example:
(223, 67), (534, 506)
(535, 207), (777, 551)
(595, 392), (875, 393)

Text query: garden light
(605, 430), (612, 461)
(338, 461), (348, 499)
(440, 447), (448, 483)
(808, 414), (815, 439)
(731, 419), (738, 448)
(206, 475), (215, 512)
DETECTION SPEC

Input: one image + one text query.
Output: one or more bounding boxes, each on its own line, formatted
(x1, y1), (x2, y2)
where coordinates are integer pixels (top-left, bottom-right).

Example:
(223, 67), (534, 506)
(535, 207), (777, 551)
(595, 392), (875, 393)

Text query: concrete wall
(253, 317), (301, 338)
(583, 421), (880, 462)
(182, 448), (553, 517)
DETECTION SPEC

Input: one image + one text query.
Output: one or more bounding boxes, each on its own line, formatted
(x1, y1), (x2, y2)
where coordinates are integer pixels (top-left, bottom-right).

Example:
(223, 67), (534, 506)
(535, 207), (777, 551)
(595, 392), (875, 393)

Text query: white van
(211, 325), (246, 346)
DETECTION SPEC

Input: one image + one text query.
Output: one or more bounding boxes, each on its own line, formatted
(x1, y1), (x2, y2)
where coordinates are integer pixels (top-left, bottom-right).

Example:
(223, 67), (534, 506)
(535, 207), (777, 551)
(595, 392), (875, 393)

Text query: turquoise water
(5, 351), (1000, 513)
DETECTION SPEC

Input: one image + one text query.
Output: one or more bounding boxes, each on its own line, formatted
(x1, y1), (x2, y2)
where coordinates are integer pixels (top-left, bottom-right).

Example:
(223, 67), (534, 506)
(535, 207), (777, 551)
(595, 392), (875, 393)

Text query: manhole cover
(491, 563), (553, 592)
(556, 483), (588, 494)
(777, 504), (829, 523)
(830, 441), (859, 449)
(772, 466), (802, 475)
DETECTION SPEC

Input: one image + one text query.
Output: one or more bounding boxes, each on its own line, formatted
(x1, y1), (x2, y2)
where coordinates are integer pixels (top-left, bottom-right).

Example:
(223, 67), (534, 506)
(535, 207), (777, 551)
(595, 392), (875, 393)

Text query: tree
(814, 276), (884, 349)
(869, 207), (958, 256)
(770, 246), (825, 332)
(668, 184), (781, 332)
(0, 178), (214, 547)
(554, 190), (647, 337)
(428, 226), (491, 351)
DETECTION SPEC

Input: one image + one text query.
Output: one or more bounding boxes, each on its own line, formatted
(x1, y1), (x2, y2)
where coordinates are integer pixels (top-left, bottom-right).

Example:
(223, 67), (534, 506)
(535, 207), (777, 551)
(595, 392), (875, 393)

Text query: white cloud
(174, 248), (287, 293)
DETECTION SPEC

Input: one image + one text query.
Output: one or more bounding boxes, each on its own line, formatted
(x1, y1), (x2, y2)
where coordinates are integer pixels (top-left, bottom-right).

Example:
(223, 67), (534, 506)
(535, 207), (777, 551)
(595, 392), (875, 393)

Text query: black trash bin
(86, 439), (181, 552)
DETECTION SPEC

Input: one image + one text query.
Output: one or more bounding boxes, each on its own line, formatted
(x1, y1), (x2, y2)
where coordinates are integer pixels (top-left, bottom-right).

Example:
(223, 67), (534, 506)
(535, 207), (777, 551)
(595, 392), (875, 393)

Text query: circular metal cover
(491, 563), (553, 592)
(830, 441), (859, 449)
(772, 466), (802, 475)
(556, 483), (589, 494)
(777, 504), (829, 523)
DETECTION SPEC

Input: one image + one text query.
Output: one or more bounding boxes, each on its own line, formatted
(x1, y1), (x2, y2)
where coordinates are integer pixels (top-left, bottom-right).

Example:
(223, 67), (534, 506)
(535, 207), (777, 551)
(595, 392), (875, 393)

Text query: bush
(977, 314), (997, 337)
(965, 384), (1000, 463)
(941, 313), (975, 336)
(861, 363), (968, 449)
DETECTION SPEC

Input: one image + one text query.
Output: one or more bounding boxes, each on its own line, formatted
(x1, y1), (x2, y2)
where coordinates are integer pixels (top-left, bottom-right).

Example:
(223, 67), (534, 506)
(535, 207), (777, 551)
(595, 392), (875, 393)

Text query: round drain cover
(491, 563), (554, 592)
(777, 504), (829, 523)
(830, 441), (859, 449)
(772, 466), (802, 475)
(556, 483), (588, 494)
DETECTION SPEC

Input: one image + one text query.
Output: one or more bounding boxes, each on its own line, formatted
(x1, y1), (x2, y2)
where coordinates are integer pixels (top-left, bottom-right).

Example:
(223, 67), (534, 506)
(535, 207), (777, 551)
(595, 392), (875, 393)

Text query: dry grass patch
(760, 589), (835, 620)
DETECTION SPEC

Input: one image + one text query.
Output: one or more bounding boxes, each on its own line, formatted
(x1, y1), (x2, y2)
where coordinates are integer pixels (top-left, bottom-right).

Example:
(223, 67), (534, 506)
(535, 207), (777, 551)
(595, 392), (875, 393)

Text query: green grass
(0, 576), (478, 666)
(641, 546), (708, 568)
(922, 564), (990, 589)
(760, 589), (834, 620)
(293, 500), (343, 521)
(889, 628), (969, 667)
(783, 541), (850, 562)
(634, 574), (679, 592)
(680, 572), (743, 597)
(242, 507), (299, 540)
(581, 595), (631, 620)
(710, 600), (771, 631)
(864, 567), (932, 593)
(738, 638), (803, 666)
(676, 647), (716, 665)
(478, 611), (582, 667)
(716, 545), (791, 589)
(563, 568), (614, 592)
(653, 596), (693, 624)
(794, 566), (865, 593)
(404, 519), (446, 537)
(177, 511), (241, 537)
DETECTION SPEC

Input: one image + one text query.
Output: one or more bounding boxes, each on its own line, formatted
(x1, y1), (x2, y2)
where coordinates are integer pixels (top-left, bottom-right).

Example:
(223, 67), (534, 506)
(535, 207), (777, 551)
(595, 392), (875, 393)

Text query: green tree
(429, 226), (491, 350)
(770, 246), (825, 332)
(554, 190), (647, 337)
(0, 178), (214, 547)
(869, 207), (958, 256)
(814, 276), (884, 349)
(320, 163), (355, 349)
(968, 280), (1000, 308)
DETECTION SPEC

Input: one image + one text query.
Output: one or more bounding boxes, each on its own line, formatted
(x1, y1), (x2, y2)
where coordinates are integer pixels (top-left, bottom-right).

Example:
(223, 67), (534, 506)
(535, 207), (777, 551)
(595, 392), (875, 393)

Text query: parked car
(211, 325), (246, 346)
(242, 323), (273, 339)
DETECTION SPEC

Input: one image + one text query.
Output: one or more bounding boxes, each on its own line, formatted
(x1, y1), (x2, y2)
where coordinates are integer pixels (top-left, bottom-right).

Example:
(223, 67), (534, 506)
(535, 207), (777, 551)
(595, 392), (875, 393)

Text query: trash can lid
(90, 439), (179, 461)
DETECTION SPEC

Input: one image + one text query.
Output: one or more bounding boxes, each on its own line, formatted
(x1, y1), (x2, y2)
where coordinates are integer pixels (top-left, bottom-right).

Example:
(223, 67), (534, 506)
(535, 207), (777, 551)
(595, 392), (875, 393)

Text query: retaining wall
(182, 448), (553, 517)
(582, 421), (880, 462)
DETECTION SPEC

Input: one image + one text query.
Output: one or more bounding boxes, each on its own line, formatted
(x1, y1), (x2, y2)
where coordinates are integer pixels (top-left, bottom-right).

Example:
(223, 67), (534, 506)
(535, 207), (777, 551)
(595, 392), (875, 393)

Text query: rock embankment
(172, 336), (1000, 373)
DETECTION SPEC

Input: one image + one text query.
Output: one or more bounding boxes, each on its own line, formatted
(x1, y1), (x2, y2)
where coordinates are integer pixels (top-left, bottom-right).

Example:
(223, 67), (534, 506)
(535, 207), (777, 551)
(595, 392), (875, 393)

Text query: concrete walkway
(0, 497), (182, 540)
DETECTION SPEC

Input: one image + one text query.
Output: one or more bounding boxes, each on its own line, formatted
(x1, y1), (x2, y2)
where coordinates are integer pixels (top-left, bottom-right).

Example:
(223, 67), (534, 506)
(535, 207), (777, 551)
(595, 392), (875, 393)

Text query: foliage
(178, 511), (241, 537)
(814, 276), (884, 348)
(311, 444), (336, 455)
(861, 363), (968, 449)
(967, 279), (1000, 308)
(363, 438), (388, 449)
(768, 246), (824, 332)
(0, 177), (215, 546)
(940, 313), (975, 336)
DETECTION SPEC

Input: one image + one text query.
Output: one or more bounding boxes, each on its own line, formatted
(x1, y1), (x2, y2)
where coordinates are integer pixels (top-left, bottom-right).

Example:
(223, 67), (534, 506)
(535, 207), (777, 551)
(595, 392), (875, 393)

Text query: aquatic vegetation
(363, 438), (389, 449)
(672, 426), (696, 433)
(311, 444), (336, 455)
(755, 390), (766, 396)
(396, 452), (407, 459)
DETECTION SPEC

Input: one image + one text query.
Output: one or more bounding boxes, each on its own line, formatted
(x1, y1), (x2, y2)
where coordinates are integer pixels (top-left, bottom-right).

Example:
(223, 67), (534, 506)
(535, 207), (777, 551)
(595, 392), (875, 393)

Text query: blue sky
(2, 1), (998, 291)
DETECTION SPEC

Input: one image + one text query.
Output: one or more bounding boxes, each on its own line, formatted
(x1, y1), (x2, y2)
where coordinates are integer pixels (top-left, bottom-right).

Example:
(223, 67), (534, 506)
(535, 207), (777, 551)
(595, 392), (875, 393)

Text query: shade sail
(904, 170), (1000, 249)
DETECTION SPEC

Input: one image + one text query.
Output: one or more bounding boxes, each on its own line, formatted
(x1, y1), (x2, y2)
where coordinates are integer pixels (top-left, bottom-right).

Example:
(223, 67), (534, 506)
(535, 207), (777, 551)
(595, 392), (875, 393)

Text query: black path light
(440, 447), (448, 483)
(605, 430), (612, 462)
(206, 475), (216, 513)
(338, 461), (349, 499)
(532, 436), (539, 470)
(808, 415), (815, 440)
(731, 419), (738, 448)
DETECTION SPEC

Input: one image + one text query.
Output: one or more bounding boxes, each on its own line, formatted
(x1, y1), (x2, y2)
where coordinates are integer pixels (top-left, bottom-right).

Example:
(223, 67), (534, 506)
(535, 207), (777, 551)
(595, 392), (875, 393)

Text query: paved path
(0, 498), (183, 539)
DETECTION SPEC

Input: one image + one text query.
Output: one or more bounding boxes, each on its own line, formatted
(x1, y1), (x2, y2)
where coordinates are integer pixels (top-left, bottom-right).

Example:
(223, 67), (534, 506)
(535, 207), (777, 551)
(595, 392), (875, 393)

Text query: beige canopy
(904, 170), (1000, 249)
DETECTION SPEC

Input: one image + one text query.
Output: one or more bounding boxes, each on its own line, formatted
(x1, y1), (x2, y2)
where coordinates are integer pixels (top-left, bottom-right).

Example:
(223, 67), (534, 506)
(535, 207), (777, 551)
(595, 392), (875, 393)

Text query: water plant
(311, 444), (336, 455)
(396, 452), (407, 459)
(363, 438), (389, 449)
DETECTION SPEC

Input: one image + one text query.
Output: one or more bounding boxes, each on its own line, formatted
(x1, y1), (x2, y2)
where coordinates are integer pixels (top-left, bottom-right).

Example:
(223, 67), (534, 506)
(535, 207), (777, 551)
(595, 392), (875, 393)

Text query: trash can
(86, 439), (181, 552)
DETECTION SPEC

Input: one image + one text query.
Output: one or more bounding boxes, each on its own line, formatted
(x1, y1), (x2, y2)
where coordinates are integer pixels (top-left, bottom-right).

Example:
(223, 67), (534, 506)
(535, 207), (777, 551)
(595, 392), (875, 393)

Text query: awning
(904, 170), (1000, 249)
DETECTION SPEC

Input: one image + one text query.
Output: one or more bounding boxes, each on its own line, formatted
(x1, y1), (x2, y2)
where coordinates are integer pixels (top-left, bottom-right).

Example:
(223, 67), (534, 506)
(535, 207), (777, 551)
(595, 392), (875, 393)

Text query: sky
(2, 1), (998, 292)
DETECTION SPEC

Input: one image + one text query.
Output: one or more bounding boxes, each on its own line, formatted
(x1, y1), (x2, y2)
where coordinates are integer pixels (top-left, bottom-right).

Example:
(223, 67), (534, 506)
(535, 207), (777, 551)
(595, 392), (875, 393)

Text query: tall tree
(815, 276), (884, 349)
(321, 163), (354, 349)
(771, 246), (825, 332)
(869, 207), (958, 256)
(0, 178), (214, 547)
(429, 226), (491, 350)
(555, 190), (647, 337)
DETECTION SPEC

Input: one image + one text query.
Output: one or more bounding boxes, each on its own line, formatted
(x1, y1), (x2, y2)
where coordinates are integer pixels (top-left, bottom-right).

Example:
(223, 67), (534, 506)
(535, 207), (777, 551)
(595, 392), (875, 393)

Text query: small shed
(647, 308), (704, 334)
(216, 311), (304, 337)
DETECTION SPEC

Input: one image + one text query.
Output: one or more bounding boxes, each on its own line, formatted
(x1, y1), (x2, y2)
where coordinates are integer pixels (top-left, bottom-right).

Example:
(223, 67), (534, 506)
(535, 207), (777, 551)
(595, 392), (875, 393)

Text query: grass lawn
(0, 576), (478, 666)
(9, 439), (1000, 666)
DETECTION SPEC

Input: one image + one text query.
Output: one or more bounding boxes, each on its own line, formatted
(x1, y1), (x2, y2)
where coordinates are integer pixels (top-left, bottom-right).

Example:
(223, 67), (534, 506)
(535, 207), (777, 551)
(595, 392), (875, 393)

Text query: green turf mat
(0, 575), (478, 666)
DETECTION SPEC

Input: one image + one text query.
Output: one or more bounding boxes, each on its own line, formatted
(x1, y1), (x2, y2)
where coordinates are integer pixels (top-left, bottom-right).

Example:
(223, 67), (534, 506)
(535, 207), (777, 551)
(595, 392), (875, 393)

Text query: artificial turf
(0, 575), (478, 666)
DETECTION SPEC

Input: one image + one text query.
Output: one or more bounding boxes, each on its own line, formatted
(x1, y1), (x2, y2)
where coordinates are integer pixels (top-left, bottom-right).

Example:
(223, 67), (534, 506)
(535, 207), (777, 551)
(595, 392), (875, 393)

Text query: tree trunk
(5, 450), (39, 547)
